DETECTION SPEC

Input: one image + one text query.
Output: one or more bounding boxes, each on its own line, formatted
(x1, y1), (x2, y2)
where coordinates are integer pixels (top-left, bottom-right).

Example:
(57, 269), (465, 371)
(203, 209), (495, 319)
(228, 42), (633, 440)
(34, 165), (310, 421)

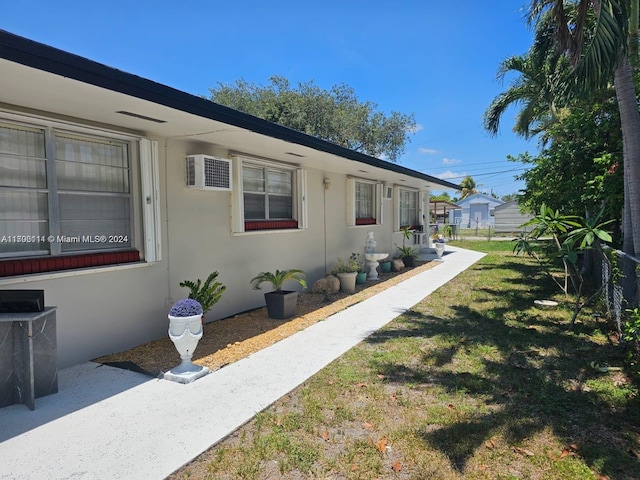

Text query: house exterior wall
(0, 32), (452, 369)
(163, 139), (327, 322)
(0, 120), (421, 368)
(456, 194), (503, 229)
(494, 201), (534, 233)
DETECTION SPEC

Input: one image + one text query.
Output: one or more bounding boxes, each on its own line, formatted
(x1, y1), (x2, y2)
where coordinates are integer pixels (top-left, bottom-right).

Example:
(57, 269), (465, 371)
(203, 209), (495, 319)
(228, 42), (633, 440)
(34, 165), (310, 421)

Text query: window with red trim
(356, 181), (375, 223)
(232, 156), (306, 233)
(0, 118), (151, 276)
(243, 163), (293, 222)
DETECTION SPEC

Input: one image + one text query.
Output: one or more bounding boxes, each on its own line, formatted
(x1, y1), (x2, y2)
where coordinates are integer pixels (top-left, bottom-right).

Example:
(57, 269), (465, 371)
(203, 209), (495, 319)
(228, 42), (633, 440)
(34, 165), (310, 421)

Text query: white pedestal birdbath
(364, 253), (389, 280)
(364, 231), (388, 280)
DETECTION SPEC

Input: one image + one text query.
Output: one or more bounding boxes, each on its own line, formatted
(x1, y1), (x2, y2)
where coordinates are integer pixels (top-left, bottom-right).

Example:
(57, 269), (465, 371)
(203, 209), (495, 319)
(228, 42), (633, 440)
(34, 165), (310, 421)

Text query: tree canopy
(523, 0), (640, 265)
(485, 1), (637, 249)
(485, 0), (639, 304)
(208, 76), (416, 163)
(509, 101), (623, 237)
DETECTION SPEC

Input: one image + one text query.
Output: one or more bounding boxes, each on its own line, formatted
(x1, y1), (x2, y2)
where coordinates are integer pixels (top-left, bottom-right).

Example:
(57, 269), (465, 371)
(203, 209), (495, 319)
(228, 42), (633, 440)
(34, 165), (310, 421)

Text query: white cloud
(442, 158), (461, 165)
(418, 147), (438, 154)
(435, 170), (462, 180)
(407, 123), (424, 133)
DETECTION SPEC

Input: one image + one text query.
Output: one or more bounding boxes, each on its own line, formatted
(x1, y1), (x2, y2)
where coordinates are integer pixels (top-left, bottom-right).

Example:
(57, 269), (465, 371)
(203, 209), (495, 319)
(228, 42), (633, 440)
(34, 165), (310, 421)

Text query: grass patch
(171, 241), (640, 479)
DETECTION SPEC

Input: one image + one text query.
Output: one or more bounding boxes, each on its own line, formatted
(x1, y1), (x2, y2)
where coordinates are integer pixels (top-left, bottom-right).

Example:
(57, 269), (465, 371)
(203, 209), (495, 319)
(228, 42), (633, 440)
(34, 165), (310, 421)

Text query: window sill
(232, 228), (304, 237)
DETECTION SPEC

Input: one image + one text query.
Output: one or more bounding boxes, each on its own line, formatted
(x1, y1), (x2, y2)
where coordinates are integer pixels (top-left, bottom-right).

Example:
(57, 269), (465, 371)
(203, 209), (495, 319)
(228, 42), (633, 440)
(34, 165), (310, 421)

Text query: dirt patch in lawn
(94, 260), (438, 376)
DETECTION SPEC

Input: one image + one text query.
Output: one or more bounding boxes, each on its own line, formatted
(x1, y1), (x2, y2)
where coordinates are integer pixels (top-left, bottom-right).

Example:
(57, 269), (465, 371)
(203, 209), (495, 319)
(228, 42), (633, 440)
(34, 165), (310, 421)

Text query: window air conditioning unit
(185, 155), (232, 191)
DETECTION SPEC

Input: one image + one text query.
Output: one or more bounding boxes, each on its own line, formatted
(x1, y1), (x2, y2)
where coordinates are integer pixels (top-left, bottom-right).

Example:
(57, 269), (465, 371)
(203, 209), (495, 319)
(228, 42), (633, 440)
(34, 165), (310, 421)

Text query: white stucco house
(0, 30), (460, 368)
(452, 193), (503, 229)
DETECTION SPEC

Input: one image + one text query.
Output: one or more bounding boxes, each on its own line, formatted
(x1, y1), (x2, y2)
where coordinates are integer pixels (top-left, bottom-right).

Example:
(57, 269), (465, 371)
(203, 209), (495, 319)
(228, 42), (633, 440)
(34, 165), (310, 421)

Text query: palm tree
(528, 0), (640, 288)
(459, 176), (479, 199)
(484, 29), (572, 139)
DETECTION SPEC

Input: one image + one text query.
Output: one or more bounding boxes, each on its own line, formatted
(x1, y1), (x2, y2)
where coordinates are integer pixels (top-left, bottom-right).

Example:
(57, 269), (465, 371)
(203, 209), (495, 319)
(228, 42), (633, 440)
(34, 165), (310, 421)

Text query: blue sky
(4, 1), (538, 197)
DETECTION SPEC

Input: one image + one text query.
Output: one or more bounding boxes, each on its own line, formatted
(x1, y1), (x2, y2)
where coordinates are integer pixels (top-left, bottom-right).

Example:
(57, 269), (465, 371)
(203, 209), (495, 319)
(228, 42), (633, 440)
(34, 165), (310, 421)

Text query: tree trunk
(614, 58), (640, 305)
(622, 167), (638, 305)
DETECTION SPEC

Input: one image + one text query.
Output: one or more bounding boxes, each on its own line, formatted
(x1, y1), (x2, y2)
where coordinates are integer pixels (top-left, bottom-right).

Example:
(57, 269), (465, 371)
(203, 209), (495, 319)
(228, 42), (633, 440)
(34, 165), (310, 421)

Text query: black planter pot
(264, 290), (298, 319)
(402, 256), (416, 268)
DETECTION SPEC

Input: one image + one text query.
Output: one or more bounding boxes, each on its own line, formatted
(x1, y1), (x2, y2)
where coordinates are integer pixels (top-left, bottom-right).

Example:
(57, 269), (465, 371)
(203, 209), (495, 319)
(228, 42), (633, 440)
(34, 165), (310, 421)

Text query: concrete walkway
(0, 246), (485, 480)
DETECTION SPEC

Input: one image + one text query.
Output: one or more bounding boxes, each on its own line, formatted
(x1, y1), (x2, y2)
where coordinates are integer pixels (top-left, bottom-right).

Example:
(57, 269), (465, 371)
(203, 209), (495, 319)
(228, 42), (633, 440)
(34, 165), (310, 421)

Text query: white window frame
(346, 178), (383, 227)
(139, 138), (161, 262)
(230, 154), (307, 234)
(394, 187), (424, 232)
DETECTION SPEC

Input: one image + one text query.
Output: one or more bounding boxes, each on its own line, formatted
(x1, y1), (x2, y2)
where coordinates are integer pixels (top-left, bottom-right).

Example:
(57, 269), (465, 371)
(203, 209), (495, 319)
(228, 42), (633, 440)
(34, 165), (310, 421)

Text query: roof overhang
(0, 29), (460, 191)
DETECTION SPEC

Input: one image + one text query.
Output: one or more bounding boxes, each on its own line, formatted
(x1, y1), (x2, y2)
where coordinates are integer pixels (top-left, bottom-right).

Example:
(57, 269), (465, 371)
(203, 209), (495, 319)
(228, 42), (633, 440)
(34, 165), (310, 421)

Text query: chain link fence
(595, 248), (640, 335)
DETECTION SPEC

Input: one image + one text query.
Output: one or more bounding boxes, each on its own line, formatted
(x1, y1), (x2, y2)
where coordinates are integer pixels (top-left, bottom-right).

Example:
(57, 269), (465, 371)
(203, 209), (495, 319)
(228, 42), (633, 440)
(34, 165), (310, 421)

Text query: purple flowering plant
(169, 298), (203, 317)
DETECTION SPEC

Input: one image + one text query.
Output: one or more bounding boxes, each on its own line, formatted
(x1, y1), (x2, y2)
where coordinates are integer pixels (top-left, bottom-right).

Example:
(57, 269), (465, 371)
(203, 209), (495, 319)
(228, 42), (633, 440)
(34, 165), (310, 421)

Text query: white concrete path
(0, 246), (485, 480)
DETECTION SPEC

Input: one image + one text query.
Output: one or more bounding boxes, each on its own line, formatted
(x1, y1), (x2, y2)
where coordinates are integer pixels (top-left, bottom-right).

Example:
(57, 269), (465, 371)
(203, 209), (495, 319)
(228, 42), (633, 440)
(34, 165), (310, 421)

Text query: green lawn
(172, 241), (639, 480)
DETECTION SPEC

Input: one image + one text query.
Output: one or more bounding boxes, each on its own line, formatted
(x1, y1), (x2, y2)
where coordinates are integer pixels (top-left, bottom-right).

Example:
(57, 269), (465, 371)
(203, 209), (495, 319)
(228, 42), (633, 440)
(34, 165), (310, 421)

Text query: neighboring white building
(452, 193), (503, 229)
(494, 200), (534, 233)
(0, 30), (459, 368)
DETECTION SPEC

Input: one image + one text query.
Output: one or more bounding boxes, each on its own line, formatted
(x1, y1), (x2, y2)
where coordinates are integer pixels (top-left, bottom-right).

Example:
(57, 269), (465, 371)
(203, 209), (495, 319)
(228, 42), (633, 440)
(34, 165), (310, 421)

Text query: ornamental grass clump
(169, 298), (203, 317)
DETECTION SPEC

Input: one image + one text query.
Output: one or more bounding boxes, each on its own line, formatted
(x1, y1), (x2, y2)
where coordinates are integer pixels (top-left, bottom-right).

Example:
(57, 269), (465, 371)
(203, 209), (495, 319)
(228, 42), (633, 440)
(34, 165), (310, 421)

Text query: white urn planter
(164, 299), (210, 383)
(434, 242), (445, 259)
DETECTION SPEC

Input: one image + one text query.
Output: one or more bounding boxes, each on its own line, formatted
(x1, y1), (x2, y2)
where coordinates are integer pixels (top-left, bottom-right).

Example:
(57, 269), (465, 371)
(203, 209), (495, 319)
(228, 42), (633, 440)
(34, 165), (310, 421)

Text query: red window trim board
(355, 218), (377, 225)
(244, 220), (298, 231)
(0, 250), (141, 278)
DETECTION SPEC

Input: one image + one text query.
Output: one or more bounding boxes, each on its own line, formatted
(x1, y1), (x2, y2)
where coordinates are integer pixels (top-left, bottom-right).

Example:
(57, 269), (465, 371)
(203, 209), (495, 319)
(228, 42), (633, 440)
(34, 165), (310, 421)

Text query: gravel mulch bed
(93, 260), (436, 377)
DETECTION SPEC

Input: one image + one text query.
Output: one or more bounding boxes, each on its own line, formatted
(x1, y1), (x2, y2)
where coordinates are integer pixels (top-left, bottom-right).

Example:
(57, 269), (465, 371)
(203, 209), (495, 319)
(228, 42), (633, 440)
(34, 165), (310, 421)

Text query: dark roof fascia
(0, 29), (460, 191)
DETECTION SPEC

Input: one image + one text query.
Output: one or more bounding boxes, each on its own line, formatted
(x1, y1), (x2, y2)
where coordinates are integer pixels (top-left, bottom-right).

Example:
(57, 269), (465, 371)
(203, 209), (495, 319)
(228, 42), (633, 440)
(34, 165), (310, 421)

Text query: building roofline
(0, 29), (460, 190)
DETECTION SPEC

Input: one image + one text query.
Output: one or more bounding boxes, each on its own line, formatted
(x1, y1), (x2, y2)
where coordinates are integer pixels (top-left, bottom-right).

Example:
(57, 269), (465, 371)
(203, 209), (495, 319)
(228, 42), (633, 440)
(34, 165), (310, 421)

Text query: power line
(432, 167), (527, 181)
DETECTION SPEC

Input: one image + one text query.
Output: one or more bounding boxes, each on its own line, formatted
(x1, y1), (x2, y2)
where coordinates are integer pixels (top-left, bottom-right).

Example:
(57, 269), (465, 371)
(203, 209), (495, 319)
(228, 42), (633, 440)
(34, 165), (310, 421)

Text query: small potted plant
(397, 226), (418, 267)
(352, 253), (368, 284)
(379, 258), (392, 273)
(165, 298), (210, 382)
(179, 271), (226, 323)
(331, 254), (360, 293)
(250, 269), (307, 319)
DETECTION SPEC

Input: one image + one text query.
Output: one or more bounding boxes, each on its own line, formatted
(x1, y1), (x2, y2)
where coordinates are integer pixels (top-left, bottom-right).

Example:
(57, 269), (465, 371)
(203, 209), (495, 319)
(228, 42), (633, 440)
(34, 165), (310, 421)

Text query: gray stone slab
(0, 308), (57, 410)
